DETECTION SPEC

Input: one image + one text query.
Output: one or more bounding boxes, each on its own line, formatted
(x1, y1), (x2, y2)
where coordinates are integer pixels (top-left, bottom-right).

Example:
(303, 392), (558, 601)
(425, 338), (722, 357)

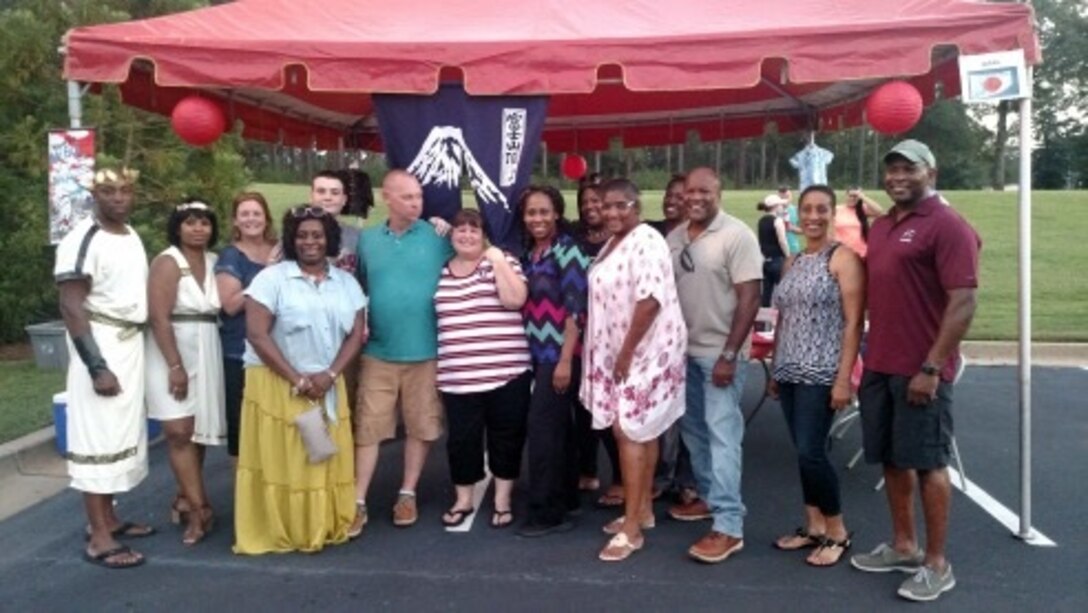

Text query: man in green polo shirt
(350, 170), (453, 536)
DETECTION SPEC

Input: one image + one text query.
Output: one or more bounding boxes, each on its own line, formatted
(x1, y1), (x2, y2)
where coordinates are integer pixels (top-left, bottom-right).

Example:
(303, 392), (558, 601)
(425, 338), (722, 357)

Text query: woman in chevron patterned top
(516, 185), (591, 538)
(769, 185), (865, 567)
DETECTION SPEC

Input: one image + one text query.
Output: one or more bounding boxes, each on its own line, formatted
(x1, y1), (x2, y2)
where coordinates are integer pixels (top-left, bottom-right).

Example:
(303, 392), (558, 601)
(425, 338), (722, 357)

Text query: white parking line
(444, 472), (492, 533)
(949, 467), (1057, 547)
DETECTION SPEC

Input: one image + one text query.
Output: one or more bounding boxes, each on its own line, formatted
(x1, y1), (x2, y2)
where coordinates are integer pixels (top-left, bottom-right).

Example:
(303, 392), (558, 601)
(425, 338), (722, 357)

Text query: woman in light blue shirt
(233, 205), (368, 555)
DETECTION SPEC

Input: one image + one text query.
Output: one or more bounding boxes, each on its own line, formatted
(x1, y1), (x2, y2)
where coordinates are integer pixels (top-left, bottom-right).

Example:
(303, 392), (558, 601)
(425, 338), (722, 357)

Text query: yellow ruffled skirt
(233, 366), (355, 555)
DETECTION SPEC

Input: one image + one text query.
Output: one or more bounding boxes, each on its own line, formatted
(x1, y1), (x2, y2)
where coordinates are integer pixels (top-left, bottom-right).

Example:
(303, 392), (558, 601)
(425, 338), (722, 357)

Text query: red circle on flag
(983, 76), (1004, 93)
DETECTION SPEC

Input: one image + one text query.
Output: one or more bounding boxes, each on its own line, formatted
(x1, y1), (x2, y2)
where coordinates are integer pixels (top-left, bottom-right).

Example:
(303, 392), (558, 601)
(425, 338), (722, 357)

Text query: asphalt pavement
(0, 362), (1085, 612)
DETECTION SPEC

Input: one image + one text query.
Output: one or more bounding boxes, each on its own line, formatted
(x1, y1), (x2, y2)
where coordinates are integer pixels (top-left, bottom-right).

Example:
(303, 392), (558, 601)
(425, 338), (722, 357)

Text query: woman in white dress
(581, 178), (687, 562)
(146, 200), (226, 546)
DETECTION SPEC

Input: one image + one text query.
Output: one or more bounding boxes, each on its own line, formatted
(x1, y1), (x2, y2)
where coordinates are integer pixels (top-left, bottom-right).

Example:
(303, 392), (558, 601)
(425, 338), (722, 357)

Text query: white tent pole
(67, 80), (83, 129)
(1016, 67), (1033, 540)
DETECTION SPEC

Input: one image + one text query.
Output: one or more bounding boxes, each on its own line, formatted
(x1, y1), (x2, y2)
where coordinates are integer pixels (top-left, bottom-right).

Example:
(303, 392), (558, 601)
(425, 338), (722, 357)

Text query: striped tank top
(435, 255), (532, 394)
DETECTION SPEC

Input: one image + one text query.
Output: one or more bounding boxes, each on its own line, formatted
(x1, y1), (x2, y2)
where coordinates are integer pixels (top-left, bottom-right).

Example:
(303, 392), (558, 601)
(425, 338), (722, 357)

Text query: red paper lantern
(561, 154), (588, 180)
(171, 96), (227, 146)
(865, 81), (923, 136)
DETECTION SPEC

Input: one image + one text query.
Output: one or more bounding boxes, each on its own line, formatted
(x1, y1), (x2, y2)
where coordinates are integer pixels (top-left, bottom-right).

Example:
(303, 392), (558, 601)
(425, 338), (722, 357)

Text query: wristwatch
(720, 349), (738, 363)
(920, 362), (940, 376)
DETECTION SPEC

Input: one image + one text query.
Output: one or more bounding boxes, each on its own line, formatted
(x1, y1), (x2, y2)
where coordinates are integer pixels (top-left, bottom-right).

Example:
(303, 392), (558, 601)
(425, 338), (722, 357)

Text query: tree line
(0, 0), (1083, 343)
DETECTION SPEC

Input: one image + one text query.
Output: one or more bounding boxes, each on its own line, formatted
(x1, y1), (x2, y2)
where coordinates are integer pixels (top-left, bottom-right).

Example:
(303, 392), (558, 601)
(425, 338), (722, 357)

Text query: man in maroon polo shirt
(849, 140), (980, 603)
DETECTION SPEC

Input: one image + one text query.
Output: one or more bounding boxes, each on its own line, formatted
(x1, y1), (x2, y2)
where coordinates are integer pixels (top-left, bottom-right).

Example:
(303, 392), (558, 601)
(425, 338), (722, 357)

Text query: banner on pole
(375, 85), (549, 251)
(959, 50), (1030, 104)
(48, 129), (96, 244)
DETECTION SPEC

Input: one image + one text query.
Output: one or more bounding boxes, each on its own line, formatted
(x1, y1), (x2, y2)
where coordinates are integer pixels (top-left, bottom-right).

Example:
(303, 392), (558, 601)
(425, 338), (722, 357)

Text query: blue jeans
(778, 382), (841, 516)
(680, 356), (747, 537)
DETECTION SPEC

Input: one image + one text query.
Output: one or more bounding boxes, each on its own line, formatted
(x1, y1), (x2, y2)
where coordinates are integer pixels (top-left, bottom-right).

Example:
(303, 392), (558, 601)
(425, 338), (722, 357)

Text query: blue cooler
(52, 391), (162, 456)
(52, 392), (68, 456)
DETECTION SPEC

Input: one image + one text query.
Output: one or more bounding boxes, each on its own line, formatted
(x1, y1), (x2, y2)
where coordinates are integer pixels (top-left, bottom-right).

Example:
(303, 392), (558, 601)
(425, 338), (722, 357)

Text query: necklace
(586, 227), (609, 243)
(300, 262), (328, 284)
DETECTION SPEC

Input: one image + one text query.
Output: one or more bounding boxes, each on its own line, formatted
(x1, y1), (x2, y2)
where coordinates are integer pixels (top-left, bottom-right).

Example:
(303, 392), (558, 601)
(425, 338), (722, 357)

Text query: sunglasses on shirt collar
(679, 244), (695, 273)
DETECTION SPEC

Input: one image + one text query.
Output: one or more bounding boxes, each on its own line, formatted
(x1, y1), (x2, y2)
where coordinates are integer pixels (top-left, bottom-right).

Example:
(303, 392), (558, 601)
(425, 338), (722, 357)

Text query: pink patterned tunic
(580, 224), (687, 442)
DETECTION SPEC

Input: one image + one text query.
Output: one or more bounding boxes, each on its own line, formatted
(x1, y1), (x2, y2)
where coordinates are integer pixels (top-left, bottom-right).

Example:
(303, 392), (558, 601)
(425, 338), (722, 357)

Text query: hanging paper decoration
(171, 96), (227, 146)
(865, 81), (923, 135)
(561, 154), (588, 180)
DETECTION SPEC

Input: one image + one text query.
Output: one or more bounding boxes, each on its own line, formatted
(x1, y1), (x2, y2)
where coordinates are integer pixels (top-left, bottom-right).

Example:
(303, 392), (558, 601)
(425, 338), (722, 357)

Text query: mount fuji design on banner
(375, 85), (549, 251)
(406, 126), (506, 210)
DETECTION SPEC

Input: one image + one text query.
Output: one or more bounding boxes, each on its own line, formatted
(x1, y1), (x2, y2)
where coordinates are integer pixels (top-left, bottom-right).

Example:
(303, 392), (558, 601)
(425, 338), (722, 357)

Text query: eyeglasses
(679, 244), (695, 273)
(601, 199), (636, 212)
(290, 206), (329, 219)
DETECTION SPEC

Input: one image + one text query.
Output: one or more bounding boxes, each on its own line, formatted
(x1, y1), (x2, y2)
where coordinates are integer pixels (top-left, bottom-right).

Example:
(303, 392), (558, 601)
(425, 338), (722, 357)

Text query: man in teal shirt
(351, 170), (453, 536)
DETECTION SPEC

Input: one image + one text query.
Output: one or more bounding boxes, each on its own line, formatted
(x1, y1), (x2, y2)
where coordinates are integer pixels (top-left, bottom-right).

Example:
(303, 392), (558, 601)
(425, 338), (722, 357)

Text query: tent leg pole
(67, 80), (83, 129)
(1015, 74), (1034, 543)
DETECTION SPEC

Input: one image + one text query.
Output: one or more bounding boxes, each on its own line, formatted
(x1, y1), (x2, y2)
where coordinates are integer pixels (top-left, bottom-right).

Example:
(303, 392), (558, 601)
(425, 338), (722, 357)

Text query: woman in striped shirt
(434, 209), (532, 528)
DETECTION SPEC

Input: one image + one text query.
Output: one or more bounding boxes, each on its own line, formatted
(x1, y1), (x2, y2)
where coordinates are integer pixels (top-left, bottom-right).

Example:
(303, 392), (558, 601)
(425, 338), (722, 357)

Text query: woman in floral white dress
(581, 178), (687, 562)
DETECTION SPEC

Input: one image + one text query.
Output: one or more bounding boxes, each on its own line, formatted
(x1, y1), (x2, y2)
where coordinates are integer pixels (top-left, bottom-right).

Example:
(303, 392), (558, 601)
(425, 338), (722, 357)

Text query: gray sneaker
(850, 543), (925, 573)
(898, 564), (956, 602)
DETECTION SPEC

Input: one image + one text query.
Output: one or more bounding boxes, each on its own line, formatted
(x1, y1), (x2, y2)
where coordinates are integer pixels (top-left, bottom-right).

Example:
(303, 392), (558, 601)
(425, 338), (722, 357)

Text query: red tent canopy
(63, 0), (1039, 151)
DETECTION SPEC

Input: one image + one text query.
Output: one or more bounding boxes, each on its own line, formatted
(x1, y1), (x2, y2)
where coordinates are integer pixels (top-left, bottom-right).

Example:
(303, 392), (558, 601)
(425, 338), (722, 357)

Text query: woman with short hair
(233, 205), (368, 554)
(435, 209), (532, 528)
(581, 178), (688, 562)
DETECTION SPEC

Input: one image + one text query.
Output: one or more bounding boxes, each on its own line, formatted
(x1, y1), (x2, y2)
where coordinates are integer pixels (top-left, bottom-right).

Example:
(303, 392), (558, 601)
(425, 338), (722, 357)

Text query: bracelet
(169, 363), (183, 371)
(326, 369), (337, 380)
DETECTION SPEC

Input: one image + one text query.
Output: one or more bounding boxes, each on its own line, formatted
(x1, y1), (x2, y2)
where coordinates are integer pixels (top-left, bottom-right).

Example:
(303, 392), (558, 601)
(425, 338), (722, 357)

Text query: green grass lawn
(253, 182), (1087, 342)
(0, 361), (65, 444)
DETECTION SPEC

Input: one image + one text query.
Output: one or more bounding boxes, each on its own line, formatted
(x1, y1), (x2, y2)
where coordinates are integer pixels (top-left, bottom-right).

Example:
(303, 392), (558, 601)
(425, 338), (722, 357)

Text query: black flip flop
(441, 507), (475, 528)
(83, 545), (145, 569)
(806, 534), (853, 568)
(491, 510), (514, 529)
(84, 521), (157, 541)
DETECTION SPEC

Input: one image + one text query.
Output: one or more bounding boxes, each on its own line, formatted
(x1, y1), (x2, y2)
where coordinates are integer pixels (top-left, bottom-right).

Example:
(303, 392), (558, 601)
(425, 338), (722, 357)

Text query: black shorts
(858, 370), (954, 470)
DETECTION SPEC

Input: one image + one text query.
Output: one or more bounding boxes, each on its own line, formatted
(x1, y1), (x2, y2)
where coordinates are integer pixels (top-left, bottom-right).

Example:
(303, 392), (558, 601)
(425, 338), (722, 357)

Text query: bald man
(349, 171), (453, 536)
(666, 167), (762, 564)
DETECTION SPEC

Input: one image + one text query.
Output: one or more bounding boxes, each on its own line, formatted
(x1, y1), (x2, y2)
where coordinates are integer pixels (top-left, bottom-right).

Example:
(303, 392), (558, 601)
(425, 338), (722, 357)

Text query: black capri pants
(441, 369), (532, 485)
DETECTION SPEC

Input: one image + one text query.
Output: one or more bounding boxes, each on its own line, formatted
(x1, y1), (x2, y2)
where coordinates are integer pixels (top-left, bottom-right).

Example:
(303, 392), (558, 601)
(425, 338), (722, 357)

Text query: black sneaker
(516, 519), (575, 538)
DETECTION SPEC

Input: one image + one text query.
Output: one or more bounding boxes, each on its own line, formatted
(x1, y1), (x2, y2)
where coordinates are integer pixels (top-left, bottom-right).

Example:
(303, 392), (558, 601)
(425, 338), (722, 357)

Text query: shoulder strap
(824, 242), (842, 273)
(72, 223), (101, 277)
(159, 245), (192, 276)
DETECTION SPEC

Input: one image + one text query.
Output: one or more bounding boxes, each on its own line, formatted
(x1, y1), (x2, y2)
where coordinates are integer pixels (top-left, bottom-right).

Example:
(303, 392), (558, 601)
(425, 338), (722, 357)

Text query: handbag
(293, 401), (338, 464)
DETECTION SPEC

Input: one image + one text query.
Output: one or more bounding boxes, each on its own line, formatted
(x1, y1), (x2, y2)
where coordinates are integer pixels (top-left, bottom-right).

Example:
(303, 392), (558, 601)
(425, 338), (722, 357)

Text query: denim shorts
(858, 370), (954, 470)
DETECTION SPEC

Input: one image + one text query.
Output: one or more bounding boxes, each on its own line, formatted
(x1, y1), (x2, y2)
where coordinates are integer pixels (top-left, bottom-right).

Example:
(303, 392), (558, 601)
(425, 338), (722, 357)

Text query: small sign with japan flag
(959, 50), (1030, 104)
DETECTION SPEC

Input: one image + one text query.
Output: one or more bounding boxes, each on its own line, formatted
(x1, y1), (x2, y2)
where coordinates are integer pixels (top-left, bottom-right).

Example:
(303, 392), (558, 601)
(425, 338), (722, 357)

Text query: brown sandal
(182, 506), (214, 546)
(170, 494), (191, 525)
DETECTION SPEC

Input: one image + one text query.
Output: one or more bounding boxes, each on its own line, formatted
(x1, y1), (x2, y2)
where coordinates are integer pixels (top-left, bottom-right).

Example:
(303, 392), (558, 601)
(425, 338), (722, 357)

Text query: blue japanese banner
(374, 84), (549, 252)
